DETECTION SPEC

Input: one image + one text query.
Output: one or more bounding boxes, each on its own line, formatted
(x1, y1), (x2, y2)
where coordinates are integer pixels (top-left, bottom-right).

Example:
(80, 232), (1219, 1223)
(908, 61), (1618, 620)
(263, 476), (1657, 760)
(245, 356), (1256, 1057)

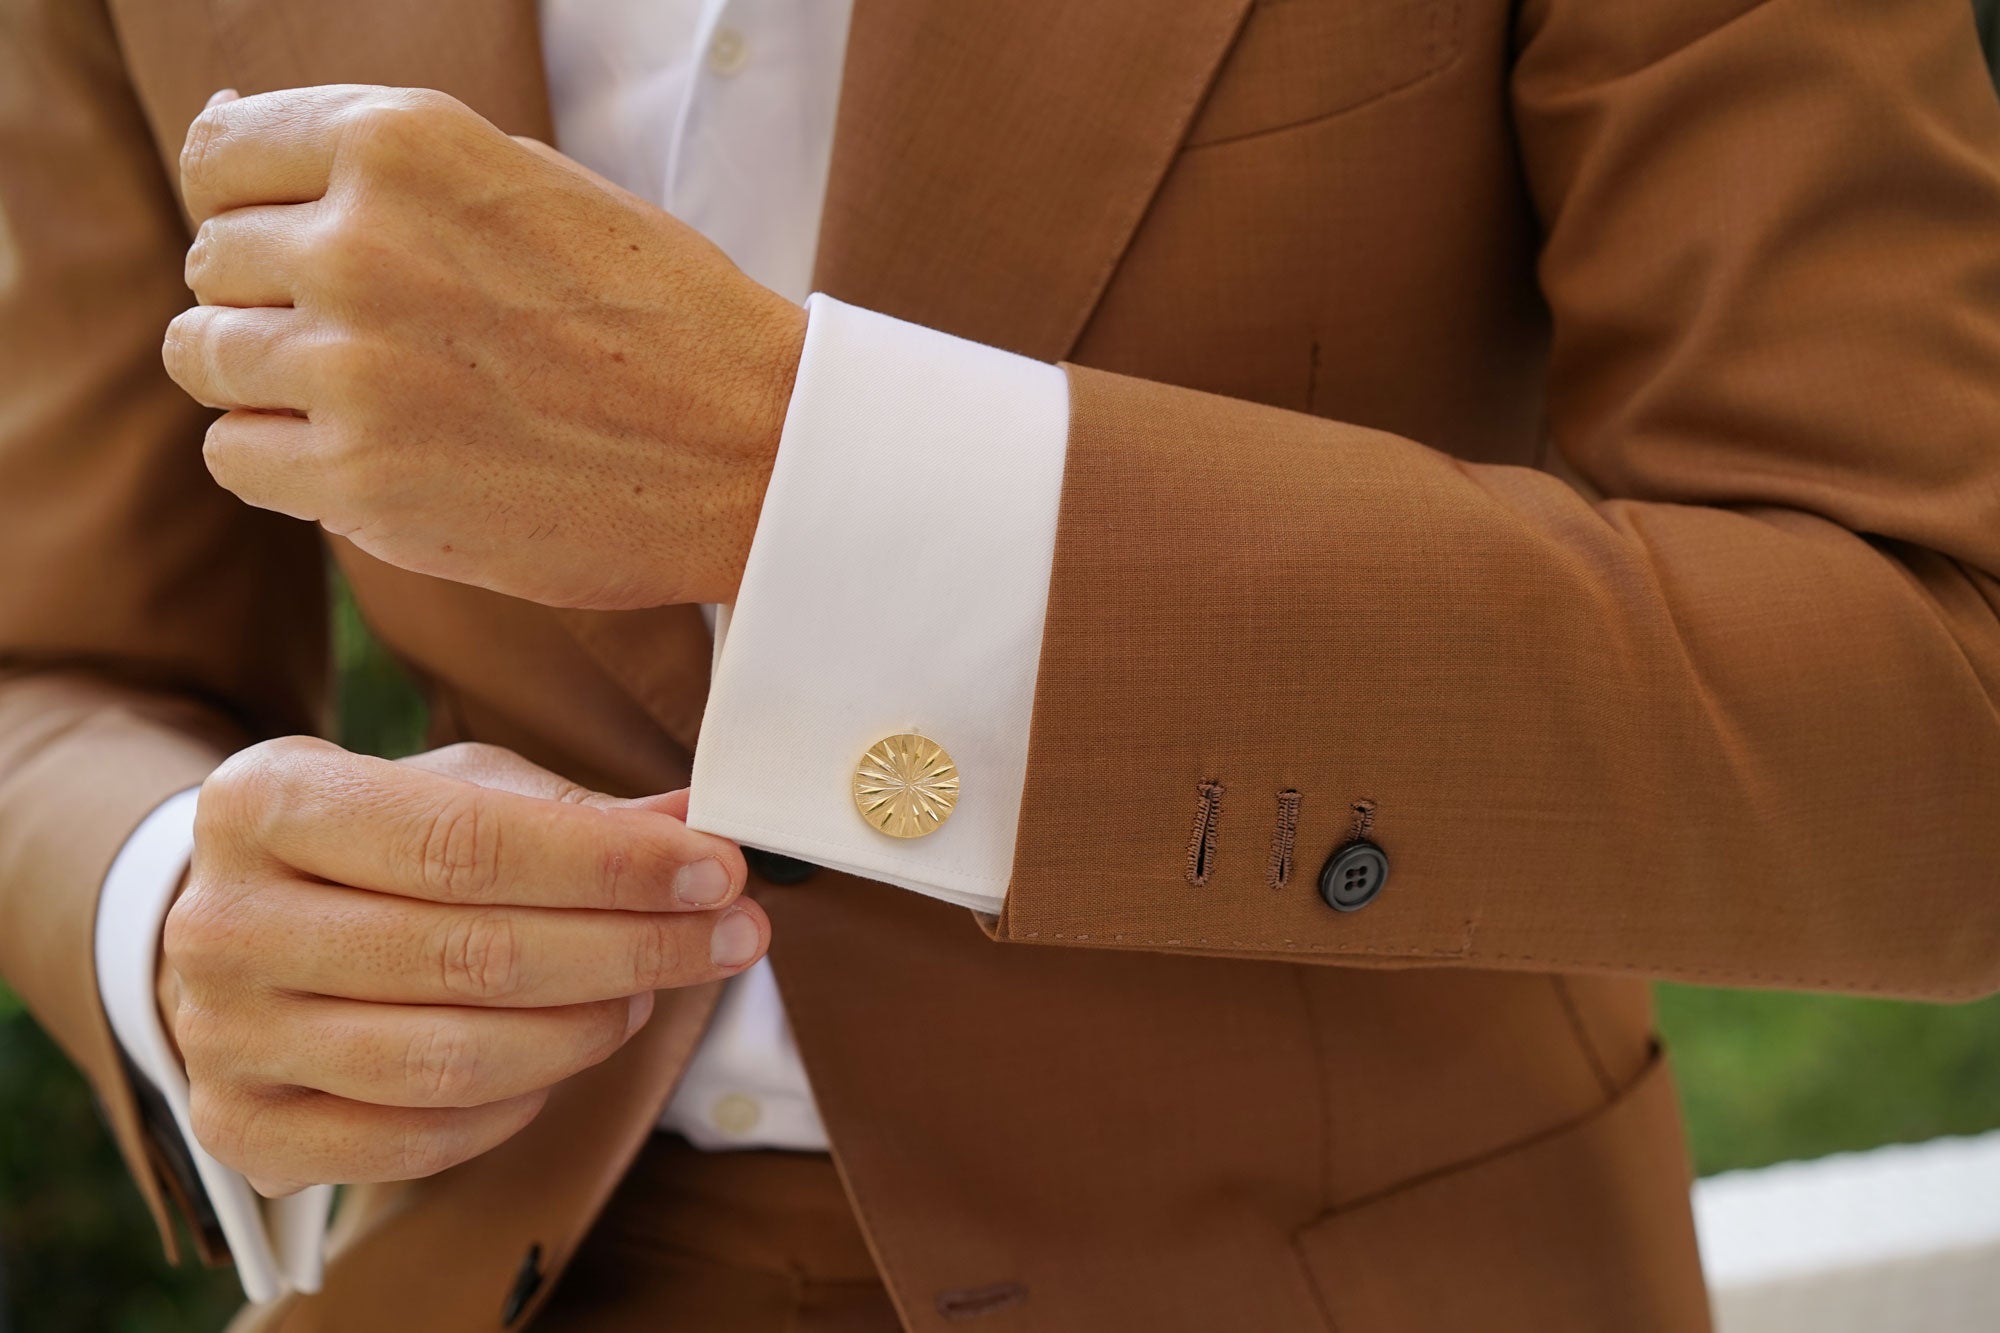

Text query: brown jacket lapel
(815, 0), (1253, 360)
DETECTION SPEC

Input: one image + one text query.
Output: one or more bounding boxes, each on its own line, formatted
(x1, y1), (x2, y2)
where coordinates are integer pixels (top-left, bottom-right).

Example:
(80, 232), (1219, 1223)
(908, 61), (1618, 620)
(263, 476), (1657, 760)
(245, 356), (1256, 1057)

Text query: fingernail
(709, 908), (762, 969)
(674, 858), (733, 907)
(205, 89), (240, 110)
(625, 991), (655, 1036)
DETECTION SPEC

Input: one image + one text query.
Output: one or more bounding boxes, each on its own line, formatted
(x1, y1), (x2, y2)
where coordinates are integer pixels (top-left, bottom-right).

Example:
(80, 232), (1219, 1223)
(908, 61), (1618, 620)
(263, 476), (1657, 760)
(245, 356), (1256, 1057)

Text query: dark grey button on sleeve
(1318, 841), (1388, 912)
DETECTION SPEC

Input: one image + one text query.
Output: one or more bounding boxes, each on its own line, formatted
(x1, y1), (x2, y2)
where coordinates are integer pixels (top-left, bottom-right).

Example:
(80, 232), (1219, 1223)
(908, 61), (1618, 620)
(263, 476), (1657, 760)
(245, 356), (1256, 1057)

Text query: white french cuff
(687, 294), (1070, 913)
(94, 787), (333, 1304)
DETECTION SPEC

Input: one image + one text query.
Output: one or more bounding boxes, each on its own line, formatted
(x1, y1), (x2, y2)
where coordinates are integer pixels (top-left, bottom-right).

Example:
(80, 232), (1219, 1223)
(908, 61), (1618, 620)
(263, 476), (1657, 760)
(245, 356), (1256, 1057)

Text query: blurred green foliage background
(9, 9), (2000, 1327)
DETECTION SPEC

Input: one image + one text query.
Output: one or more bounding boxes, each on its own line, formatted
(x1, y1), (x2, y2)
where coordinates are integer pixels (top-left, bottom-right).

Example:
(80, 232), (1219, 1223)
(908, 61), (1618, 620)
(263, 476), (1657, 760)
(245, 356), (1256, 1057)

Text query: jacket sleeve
(0, 0), (326, 1258)
(994, 0), (2000, 1002)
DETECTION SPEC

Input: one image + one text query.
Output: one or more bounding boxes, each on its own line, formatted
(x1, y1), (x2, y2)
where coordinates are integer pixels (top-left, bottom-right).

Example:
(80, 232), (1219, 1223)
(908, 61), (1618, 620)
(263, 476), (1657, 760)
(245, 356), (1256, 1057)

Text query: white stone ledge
(1696, 1129), (2000, 1331)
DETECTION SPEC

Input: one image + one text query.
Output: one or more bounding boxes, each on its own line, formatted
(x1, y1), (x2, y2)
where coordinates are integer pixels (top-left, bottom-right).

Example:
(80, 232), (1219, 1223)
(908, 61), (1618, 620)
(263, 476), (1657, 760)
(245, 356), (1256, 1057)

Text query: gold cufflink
(854, 733), (958, 838)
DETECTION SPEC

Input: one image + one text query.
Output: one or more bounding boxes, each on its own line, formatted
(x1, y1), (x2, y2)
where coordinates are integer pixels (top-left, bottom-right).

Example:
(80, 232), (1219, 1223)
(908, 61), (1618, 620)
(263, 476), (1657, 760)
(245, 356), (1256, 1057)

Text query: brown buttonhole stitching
(1266, 789), (1302, 889)
(1348, 798), (1377, 842)
(1186, 779), (1224, 886)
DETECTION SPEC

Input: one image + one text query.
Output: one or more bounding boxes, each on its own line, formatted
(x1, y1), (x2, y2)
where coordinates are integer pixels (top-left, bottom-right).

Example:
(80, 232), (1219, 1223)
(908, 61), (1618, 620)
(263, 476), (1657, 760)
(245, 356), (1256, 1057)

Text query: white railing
(1696, 1129), (2000, 1331)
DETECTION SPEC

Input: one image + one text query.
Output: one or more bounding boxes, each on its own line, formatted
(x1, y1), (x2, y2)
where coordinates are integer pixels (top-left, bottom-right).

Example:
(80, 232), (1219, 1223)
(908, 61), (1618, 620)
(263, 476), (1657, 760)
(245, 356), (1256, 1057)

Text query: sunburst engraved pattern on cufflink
(853, 733), (959, 838)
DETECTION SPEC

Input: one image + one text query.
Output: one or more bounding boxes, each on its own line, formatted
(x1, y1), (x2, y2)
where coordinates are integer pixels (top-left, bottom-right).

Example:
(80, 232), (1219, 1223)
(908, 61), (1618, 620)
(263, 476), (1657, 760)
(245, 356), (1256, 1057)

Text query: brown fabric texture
(3, 0), (1997, 1328)
(999, 0), (2000, 1003)
(531, 1136), (899, 1333)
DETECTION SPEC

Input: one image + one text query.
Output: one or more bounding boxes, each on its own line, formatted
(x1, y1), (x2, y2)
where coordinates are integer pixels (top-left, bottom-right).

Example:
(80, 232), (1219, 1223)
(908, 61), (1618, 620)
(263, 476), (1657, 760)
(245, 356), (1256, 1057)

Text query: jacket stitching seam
(1180, 0), (1466, 154)
(1549, 975), (1617, 1100)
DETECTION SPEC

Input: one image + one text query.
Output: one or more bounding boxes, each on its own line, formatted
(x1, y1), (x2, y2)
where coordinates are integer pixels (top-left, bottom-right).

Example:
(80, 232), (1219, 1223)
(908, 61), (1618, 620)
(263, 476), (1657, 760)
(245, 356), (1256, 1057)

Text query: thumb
(619, 789), (692, 820)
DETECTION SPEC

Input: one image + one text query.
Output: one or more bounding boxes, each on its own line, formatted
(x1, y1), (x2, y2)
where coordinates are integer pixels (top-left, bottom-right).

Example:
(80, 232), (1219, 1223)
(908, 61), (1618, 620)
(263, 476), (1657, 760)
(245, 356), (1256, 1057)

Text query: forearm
(993, 366), (2000, 999)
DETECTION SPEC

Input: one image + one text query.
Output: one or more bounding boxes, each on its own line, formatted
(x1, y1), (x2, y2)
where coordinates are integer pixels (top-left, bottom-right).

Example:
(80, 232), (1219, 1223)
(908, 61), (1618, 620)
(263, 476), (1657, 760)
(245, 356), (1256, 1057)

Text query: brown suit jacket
(5, 0), (2000, 1328)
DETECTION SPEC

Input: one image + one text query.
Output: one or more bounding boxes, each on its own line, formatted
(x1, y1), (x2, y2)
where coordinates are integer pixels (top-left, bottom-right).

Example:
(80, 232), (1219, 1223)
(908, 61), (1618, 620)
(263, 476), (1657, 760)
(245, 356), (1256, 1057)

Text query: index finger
(220, 745), (747, 911)
(179, 84), (381, 224)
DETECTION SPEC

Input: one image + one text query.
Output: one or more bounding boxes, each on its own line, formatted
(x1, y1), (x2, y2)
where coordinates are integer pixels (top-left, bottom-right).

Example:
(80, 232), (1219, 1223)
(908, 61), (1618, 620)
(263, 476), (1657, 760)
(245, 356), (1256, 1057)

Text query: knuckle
(161, 306), (209, 376)
(389, 1120), (459, 1181)
(163, 302), (200, 346)
(184, 1085), (231, 1155)
(402, 1019), (478, 1105)
(337, 102), (409, 162)
(208, 737), (334, 853)
(165, 990), (222, 1062)
(338, 91), (460, 166)
(179, 110), (225, 197)
(176, 1001), (266, 1094)
(201, 309), (249, 369)
(583, 1000), (634, 1064)
(315, 426), (388, 526)
(426, 742), (499, 775)
(232, 733), (334, 783)
(195, 762), (254, 840)
(187, 1084), (259, 1168)
(162, 881), (265, 988)
(315, 329), (384, 394)
(200, 416), (240, 489)
(437, 910), (521, 1001)
(184, 222), (216, 293)
(316, 426), (394, 512)
(161, 887), (226, 973)
(388, 87), (466, 126)
(398, 87), (459, 114)
(553, 780), (604, 807)
(631, 917), (683, 989)
(312, 217), (388, 293)
(261, 734), (338, 763)
(415, 793), (501, 902)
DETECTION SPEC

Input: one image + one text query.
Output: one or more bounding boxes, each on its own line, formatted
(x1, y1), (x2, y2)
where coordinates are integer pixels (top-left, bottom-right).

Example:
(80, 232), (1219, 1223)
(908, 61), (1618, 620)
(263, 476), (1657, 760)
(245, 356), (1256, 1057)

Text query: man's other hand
(159, 739), (765, 1196)
(162, 85), (807, 610)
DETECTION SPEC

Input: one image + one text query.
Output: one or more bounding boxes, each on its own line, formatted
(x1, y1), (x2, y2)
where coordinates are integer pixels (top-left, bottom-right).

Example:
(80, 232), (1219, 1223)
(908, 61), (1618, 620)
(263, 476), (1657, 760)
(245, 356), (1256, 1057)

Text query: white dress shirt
(92, 0), (1071, 1304)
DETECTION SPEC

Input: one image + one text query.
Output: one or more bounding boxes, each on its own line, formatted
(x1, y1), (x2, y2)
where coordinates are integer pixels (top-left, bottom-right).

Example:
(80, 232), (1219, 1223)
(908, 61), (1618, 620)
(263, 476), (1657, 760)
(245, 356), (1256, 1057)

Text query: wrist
(711, 294), (807, 605)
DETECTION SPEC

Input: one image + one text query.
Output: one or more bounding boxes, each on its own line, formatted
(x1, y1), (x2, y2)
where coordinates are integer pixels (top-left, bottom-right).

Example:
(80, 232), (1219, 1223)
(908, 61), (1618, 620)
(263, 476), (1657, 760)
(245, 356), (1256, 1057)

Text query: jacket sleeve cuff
(687, 295), (1069, 913)
(94, 786), (333, 1303)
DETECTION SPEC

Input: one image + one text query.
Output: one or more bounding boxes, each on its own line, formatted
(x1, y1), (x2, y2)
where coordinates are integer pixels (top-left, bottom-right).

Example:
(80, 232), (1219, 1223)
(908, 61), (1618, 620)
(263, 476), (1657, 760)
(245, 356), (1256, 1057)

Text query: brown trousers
(534, 1135), (900, 1331)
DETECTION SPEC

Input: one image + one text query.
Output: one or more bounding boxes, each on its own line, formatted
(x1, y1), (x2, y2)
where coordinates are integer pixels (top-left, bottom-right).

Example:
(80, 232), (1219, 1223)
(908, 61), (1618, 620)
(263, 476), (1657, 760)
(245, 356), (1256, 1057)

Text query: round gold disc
(853, 733), (959, 838)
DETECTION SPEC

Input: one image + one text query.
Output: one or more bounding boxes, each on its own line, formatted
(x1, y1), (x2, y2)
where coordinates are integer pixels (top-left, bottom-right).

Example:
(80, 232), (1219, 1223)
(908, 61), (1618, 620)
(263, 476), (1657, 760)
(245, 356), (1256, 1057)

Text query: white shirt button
(709, 1091), (763, 1136)
(707, 27), (750, 76)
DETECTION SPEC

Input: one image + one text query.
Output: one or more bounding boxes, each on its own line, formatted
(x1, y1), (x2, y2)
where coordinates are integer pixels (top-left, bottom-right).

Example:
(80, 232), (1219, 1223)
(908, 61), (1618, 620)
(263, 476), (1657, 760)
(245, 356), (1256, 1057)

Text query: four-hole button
(1318, 841), (1388, 912)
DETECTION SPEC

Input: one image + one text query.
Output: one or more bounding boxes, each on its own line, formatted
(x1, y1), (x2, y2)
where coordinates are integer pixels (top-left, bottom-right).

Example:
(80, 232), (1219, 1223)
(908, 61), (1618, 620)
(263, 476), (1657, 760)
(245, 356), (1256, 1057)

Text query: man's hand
(161, 85), (807, 610)
(160, 739), (766, 1196)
